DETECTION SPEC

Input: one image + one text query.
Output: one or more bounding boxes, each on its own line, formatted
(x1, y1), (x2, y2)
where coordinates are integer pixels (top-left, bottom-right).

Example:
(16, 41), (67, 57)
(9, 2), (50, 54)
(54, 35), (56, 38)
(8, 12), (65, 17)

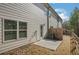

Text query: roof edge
(44, 3), (62, 22)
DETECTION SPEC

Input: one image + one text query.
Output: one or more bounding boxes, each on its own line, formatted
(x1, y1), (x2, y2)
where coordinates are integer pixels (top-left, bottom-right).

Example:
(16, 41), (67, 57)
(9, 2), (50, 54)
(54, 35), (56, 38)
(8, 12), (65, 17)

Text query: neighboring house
(0, 3), (62, 53)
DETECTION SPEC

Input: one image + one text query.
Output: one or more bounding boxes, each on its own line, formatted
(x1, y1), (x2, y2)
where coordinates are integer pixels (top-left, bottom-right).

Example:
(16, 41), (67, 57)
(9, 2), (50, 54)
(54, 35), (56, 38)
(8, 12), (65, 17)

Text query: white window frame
(2, 19), (17, 43)
(2, 18), (27, 43)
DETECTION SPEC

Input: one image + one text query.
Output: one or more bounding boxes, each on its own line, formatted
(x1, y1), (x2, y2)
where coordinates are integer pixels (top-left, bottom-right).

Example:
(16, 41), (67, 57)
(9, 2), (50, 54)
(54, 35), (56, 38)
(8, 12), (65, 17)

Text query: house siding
(0, 18), (2, 44)
(58, 21), (62, 28)
(0, 3), (47, 53)
(49, 15), (58, 28)
(0, 3), (62, 54)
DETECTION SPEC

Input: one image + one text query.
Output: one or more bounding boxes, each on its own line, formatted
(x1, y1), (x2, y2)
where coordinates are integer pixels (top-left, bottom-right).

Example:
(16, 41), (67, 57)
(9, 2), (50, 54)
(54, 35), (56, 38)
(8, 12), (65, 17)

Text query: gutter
(44, 3), (63, 23)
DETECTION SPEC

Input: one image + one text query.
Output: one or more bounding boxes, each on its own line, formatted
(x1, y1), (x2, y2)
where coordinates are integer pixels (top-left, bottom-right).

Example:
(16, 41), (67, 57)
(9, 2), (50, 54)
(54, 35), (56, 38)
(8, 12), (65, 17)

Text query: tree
(69, 7), (79, 36)
(63, 21), (70, 30)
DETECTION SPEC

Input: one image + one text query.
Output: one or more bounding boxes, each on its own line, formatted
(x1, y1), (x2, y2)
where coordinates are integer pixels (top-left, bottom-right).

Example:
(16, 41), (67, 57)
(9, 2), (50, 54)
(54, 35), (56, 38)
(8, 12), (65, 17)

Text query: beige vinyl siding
(0, 18), (2, 44)
(49, 16), (58, 28)
(0, 3), (47, 53)
(58, 21), (62, 28)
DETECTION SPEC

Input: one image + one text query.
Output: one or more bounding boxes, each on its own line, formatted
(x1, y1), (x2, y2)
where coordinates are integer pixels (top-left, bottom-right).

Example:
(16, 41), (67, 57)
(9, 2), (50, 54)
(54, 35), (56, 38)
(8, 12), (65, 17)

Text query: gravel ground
(1, 35), (70, 55)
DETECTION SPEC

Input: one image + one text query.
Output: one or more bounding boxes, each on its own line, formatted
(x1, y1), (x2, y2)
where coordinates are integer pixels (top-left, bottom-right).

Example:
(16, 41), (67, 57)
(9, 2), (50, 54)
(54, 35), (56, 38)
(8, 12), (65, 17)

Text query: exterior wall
(0, 3), (62, 54)
(0, 18), (2, 44)
(58, 21), (62, 28)
(49, 15), (58, 28)
(34, 3), (47, 38)
(0, 3), (47, 53)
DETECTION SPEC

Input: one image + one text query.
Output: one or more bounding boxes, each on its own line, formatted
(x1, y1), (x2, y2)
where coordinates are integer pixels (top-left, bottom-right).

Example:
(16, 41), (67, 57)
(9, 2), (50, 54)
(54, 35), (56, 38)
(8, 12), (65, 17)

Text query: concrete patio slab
(34, 39), (62, 50)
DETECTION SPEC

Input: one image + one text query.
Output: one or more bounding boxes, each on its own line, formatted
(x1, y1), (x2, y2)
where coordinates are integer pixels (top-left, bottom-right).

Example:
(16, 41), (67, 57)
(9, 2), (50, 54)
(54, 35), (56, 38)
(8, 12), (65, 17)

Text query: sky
(49, 3), (79, 22)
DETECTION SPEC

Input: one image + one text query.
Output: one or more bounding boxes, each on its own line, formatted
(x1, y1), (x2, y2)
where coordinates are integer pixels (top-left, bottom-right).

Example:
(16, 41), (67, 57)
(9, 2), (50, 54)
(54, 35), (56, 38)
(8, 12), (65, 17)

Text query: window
(19, 22), (27, 38)
(4, 19), (17, 41)
(19, 22), (27, 29)
(19, 31), (27, 38)
(3, 19), (27, 41)
(4, 31), (17, 41)
(4, 19), (17, 29)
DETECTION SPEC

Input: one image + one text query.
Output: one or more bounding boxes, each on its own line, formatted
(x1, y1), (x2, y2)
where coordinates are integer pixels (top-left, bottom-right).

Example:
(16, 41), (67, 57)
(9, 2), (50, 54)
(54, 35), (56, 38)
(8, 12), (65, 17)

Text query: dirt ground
(1, 35), (71, 55)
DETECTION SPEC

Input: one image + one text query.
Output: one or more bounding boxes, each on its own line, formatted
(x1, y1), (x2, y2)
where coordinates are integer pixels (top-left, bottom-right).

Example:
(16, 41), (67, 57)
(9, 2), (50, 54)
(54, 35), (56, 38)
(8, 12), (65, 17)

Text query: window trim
(2, 18), (27, 43)
(2, 19), (17, 43)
